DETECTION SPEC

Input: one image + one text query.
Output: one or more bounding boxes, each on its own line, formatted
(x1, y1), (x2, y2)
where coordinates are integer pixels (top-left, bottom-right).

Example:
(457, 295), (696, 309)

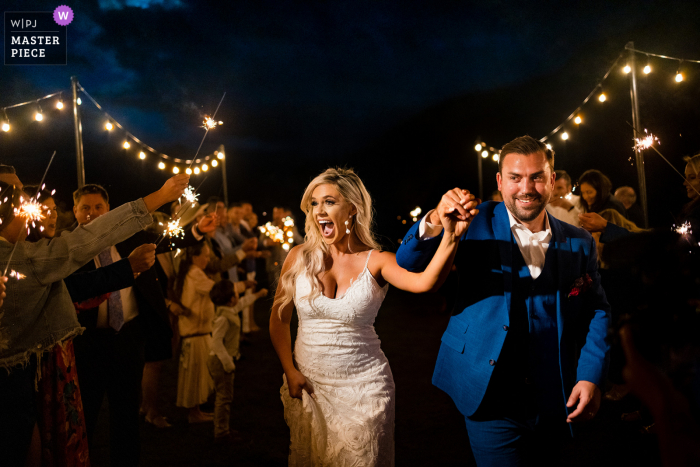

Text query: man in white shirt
(546, 170), (582, 227)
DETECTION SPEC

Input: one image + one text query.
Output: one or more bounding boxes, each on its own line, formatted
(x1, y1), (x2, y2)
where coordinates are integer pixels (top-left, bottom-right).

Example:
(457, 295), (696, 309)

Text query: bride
(269, 168), (477, 466)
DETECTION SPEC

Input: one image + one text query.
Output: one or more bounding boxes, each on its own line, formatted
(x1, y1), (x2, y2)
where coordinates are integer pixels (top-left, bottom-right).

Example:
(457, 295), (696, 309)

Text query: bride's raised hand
(287, 370), (315, 400)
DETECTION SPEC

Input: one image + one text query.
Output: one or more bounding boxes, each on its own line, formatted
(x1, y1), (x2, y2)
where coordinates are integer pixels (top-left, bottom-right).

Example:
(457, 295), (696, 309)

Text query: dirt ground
(89, 288), (660, 466)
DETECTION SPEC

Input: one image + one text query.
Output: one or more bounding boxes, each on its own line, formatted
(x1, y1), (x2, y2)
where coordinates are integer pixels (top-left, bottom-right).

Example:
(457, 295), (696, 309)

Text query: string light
(34, 102), (43, 121)
(623, 64), (631, 74)
(475, 144), (482, 151)
(193, 167), (200, 174)
(186, 168), (192, 175)
(492, 154), (499, 162)
(172, 167), (179, 174)
(211, 160), (218, 167)
(76, 97), (82, 105)
(561, 132), (569, 140)
(56, 99), (64, 110)
(1, 122), (9, 132)
(675, 71), (684, 82)
(123, 141), (130, 149)
(139, 151), (146, 159)
(201, 164), (208, 171)
(217, 152), (224, 160)
(643, 62), (651, 74)
(574, 115), (582, 124)
(105, 121), (113, 131)
(158, 162), (165, 170)
(598, 93), (607, 102)
(546, 143), (552, 150)
(481, 150), (488, 158)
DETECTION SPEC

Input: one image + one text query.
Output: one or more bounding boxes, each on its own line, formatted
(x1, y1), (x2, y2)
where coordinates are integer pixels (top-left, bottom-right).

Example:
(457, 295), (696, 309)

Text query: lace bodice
(281, 250), (395, 466)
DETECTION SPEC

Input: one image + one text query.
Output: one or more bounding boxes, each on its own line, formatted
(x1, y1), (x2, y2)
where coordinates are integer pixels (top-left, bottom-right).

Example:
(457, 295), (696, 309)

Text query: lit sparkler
(182, 186), (199, 207)
(673, 221), (692, 236)
(202, 115), (223, 130)
(634, 130), (659, 152)
(15, 197), (46, 229)
(260, 216), (296, 250)
(160, 218), (185, 240)
(8, 270), (26, 280)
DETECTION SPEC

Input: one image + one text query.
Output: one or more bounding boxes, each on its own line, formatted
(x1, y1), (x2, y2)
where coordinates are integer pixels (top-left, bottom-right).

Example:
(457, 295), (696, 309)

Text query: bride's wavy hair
(274, 167), (380, 317)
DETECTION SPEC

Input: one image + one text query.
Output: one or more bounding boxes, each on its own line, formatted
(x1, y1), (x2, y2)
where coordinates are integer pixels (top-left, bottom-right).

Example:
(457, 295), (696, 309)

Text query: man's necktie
(98, 248), (125, 331)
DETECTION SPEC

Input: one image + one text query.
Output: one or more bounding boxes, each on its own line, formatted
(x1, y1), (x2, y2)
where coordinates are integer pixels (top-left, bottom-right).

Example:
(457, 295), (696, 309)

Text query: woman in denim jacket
(0, 173), (189, 466)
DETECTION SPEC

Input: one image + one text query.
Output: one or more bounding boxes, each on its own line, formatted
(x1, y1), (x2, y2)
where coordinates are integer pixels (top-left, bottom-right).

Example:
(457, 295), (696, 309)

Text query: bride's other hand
(287, 370), (315, 400)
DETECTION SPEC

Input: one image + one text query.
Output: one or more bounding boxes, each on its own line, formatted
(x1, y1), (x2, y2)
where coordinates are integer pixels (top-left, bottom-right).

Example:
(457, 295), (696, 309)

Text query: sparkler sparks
(9, 270), (26, 280)
(182, 186), (199, 207)
(674, 221), (692, 236)
(202, 115), (223, 130)
(259, 216), (296, 250)
(160, 218), (185, 240)
(634, 130), (659, 152)
(15, 197), (46, 231)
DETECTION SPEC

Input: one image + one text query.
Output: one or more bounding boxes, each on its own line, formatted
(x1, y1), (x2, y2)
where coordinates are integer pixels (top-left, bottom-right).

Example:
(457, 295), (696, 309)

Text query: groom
(397, 135), (610, 465)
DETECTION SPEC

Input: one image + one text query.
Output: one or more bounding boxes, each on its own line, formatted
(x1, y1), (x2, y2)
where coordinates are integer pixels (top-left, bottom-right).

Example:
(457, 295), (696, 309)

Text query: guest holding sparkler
(0, 171), (188, 467)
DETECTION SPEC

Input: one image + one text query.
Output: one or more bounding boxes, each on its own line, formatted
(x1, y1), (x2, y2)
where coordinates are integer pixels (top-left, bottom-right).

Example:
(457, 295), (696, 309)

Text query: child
(174, 242), (216, 423)
(208, 280), (268, 441)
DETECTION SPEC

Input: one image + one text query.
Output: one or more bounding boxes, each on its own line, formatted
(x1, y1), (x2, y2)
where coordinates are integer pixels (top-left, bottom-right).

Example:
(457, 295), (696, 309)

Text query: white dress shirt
(417, 207), (552, 279)
(94, 246), (140, 328)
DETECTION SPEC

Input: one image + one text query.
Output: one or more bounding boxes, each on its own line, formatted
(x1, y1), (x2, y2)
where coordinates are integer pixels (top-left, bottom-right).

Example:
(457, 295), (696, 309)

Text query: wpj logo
(4, 10), (69, 65)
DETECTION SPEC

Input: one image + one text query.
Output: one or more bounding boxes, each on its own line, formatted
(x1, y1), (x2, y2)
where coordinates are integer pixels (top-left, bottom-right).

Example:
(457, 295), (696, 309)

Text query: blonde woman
(270, 168), (479, 466)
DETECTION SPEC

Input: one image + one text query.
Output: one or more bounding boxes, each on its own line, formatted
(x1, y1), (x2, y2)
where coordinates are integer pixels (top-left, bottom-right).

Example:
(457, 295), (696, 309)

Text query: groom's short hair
(499, 135), (554, 173)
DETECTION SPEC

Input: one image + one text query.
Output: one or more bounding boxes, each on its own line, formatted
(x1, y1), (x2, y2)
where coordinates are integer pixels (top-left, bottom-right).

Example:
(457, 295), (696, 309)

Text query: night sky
(2, 0), (700, 247)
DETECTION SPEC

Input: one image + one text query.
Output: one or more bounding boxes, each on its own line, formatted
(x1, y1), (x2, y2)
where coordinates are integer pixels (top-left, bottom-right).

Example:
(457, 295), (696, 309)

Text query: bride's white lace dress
(281, 250), (395, 466)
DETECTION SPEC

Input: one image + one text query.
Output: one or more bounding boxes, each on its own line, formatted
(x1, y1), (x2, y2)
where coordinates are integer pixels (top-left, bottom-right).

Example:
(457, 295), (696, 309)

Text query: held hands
(257, 288), (269, 298)
(566, 380), (601, 423)
(144, 174), (190, 213)
(432, 188), (480, 237)
(287, 370), (315, 400)
(579, 212), (607, 233)
(241, 237), (258, 252)
(128, 243), (157, 273)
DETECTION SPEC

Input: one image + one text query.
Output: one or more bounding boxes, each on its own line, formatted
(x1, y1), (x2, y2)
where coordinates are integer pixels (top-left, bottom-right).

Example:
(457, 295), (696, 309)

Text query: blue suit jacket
(396, 202), (611, 418)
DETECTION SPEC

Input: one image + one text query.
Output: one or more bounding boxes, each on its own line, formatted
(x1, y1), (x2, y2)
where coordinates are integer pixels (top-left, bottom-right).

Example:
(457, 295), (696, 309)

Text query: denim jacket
(0, 199), (153, 369)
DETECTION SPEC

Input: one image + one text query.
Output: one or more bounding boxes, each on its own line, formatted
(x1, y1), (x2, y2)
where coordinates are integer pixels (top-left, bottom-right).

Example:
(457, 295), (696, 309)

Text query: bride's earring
(345, 219), (351, 234)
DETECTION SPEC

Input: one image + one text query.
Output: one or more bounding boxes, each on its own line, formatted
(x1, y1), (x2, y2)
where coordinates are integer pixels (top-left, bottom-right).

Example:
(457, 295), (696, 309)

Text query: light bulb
(201, 164), (208, 171)
(492, 154), (499, 162)
(158, 162), (165, 170)
(623, 65), (631, 74)
(481, 150), (488, 158)
(643, 65), (651, 74)
(35, 112), (43, 121)
(598, 93), (606, 102)
(675, 72), (684, 83)
(211, 160), (218, 167)
(546, 143), (552, 150)
(475, 144), (482, 151)
(574, 116), (582, 125)
(194, 167), (200, 174)
(186, 168), (192, 175)
(105, 122), (113, 131)
(56, 100), (64, 109)
(217, 152), (224, 160)
(138, 151), (146, 159)
(561, 132), (569, 141)
(2, 122), (9, 132)
(173, 167), (180, 174)
(76, 98), (82, 105)
(123, 141), (130, 149)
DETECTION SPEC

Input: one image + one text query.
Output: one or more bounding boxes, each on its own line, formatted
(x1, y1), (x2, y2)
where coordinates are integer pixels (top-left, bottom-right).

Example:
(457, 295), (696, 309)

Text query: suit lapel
(493, 203), (514, 316)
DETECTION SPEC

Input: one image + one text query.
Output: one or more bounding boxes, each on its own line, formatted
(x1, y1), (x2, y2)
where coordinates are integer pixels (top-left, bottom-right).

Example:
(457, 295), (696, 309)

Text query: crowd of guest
(0, 163), (299, 467)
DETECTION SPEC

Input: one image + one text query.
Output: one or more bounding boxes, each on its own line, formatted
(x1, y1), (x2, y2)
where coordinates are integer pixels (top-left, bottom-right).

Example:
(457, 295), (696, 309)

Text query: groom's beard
(505, 192), (547, 223)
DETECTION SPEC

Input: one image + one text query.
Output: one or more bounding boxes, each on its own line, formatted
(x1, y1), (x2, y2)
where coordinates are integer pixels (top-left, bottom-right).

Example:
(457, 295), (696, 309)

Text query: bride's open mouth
(319, 219), (335, 238)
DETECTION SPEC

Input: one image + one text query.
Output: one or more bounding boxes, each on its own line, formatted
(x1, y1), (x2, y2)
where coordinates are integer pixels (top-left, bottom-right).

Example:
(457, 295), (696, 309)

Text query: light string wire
(1, 90), (64, 111)
(78, 84), (221, 166)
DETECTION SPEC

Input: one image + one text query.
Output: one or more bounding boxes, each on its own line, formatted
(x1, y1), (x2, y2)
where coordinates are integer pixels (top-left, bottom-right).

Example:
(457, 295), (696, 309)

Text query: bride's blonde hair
(273, 167), (380, 316)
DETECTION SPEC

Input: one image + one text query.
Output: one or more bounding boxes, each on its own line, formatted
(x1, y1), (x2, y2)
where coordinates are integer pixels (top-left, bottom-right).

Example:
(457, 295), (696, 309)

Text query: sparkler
(259, 216), (296, 251)
(8, 270), (26, 280)
(182, 185), (199, 207)
(628, 124), (700, 198)
(673, 221), (692, 236)
(188, 92), (226, 169)
(2, 151), (56, 277)
(154, 176), (209, 248)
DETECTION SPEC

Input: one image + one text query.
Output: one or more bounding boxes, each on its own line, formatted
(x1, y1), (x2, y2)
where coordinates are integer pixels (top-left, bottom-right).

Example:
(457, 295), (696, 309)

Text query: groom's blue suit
(396, 201), (610, 430)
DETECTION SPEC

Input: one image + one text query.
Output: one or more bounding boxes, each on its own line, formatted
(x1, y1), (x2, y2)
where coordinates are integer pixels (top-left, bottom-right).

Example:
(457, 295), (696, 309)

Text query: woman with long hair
(270, 168), (477, 466)
(680, 153), (700, 233)
(578, 169), (627, 217)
